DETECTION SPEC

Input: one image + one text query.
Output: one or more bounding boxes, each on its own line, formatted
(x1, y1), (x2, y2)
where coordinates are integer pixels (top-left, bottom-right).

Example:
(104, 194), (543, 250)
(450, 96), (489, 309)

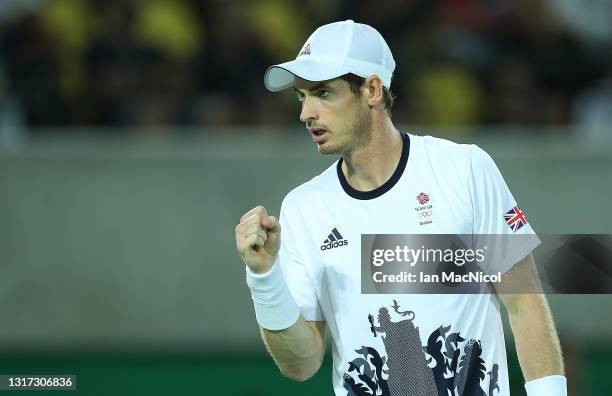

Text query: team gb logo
(416, 192), (430, 205)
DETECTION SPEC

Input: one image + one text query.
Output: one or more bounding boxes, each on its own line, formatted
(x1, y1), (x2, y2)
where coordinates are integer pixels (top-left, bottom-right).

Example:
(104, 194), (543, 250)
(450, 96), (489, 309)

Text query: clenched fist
(235, 206), (281, 274)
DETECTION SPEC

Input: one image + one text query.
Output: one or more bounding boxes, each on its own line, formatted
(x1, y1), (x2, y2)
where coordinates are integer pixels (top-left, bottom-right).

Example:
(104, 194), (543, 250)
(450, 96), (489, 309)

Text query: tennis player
(235, 20), (565, 396)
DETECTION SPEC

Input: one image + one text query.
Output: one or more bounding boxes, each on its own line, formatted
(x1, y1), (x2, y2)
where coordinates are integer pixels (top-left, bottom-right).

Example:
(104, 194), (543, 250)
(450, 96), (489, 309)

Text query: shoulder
(412, 133), (475, 160)
(280, 160), (339, 214)
(411, 133), (495, 172)
(411, 133), (486, 178)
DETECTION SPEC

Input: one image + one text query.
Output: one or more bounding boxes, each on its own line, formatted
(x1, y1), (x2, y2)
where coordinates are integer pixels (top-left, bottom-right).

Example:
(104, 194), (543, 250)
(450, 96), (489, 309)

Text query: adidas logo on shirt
(320, 227), (349, 250)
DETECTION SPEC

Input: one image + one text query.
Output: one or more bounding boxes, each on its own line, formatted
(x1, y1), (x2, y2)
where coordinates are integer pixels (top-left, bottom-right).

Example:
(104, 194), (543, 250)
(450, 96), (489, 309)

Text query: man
(235, 20), (565, 396)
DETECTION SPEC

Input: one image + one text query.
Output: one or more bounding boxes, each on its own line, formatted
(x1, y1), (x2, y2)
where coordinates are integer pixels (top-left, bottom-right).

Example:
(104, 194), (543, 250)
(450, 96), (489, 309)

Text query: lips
(309, 128), (327, 143)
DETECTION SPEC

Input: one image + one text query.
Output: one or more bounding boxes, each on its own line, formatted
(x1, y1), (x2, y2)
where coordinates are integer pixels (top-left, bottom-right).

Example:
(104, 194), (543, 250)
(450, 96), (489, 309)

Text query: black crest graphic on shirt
(343, 301), (500, 396)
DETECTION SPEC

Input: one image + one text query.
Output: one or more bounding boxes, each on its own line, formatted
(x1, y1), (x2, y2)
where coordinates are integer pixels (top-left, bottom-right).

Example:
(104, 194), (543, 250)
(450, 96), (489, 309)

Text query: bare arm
(236, 205), (326, 381)
(496, 254), (564, 381)
(261, 317), (326, 381)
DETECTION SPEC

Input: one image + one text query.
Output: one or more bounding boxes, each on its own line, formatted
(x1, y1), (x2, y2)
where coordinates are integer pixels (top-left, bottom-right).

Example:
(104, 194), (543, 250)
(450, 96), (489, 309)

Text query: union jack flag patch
(504, 206), (527, 232)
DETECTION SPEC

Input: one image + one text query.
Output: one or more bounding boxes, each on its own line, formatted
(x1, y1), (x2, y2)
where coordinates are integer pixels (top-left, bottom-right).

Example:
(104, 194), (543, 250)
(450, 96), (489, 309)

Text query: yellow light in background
(415, 65), (484, 126)
(133, 0), (203, 61)
(246, 0), (309, 59)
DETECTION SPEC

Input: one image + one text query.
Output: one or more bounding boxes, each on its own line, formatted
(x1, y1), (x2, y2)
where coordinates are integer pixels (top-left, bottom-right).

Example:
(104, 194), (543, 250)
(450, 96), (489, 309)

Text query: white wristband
(245, 257), (300, 331)
(525, 375), (567, 396)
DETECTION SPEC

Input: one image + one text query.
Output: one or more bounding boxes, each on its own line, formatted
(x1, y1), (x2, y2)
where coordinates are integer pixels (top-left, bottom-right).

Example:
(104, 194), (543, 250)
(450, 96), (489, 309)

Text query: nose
(299, 97), (318, 124)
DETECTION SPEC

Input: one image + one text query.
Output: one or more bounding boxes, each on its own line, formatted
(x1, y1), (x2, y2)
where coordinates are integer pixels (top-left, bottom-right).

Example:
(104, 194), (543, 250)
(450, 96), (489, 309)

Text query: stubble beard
(318, 104), (373, 157)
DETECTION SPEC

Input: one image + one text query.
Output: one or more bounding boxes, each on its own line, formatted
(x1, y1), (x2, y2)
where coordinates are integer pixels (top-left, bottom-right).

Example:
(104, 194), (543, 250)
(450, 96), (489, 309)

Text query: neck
(341, 116), (402, 191)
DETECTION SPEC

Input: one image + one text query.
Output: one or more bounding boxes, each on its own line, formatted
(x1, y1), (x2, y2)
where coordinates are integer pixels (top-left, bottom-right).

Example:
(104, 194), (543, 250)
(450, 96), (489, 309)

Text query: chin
(316, 142), (341, 154)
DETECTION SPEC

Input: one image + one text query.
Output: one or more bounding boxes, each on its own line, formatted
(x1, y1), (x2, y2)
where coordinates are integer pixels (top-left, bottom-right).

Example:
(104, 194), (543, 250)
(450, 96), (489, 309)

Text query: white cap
(264, 20), (395, 92)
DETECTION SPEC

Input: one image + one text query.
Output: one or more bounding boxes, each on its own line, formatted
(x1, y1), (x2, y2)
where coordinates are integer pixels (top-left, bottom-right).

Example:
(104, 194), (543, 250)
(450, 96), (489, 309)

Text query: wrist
(245, 259), (274, 275)
(525, 375), (567, 396)
(246, 256), (300, 331)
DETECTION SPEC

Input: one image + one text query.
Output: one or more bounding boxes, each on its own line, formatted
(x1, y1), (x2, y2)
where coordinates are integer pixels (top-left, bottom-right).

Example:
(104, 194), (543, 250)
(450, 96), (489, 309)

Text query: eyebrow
(293, 83), (331, 95)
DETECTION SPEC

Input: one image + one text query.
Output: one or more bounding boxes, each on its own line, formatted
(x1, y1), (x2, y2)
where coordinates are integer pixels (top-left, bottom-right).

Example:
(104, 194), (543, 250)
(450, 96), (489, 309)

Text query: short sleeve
(278, 198), (325, 321)
(468, 145), (540, 273)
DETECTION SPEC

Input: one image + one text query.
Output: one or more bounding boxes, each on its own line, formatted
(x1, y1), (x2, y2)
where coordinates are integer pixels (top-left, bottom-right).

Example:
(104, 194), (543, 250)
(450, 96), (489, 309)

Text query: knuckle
(241, 206), (260, 222)
(246, 213), (260, 225)
(240, 210), (251, 222)
(247, 223), (262, 235)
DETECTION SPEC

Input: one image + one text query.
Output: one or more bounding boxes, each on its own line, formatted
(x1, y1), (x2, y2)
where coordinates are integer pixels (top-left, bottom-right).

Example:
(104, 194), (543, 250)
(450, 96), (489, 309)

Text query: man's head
(264, 20), (396, 154)
(294, 73), (395, 154)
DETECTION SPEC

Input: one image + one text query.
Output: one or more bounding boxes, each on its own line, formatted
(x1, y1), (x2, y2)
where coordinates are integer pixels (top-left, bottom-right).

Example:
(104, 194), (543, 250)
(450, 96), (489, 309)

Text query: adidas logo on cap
(320, 227), (349, 250)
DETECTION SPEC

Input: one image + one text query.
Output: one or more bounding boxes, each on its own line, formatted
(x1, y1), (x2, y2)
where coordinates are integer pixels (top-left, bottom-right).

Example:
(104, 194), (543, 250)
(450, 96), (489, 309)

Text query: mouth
(309, 128), (327, 143)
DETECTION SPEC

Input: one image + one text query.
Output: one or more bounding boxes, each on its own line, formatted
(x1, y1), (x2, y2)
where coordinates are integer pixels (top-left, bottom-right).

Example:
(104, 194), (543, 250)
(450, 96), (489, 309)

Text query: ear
(363, 76), (384, 108)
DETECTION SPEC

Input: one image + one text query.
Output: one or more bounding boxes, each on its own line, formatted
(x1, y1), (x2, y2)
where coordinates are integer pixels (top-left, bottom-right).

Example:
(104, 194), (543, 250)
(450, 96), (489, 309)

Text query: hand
(235, 206), (281, 274)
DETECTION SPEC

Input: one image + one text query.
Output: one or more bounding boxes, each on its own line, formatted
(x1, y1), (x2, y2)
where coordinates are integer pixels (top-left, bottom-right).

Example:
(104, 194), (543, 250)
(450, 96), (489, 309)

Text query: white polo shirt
(278, 132), (539, 396)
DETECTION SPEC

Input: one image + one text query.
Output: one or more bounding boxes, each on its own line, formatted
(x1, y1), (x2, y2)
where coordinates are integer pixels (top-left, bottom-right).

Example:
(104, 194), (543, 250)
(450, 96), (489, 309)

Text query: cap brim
(264, 58), (348, 92)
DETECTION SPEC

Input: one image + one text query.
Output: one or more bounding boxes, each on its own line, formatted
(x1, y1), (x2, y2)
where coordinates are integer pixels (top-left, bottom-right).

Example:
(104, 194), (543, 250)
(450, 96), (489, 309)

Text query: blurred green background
(1, 0), (612, 394)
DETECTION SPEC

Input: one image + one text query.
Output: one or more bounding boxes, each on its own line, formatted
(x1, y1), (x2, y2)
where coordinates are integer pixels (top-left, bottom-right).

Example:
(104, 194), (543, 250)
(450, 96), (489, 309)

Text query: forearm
(260, 316), (326, 381)
(505, 293), (564, 381)
(242, 252), (325, 381)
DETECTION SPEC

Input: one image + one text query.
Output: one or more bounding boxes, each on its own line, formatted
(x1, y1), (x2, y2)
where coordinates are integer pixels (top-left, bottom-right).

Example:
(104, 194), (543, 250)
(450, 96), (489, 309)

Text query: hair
(339, 73), (396, 117)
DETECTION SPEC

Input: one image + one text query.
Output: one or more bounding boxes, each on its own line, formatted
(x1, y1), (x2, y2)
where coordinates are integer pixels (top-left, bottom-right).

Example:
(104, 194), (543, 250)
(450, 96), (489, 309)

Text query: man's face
(294, 77), (372, 155)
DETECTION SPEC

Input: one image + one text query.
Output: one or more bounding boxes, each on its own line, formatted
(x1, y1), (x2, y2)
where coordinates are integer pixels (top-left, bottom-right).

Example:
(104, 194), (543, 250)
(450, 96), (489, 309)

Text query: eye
(316, 90), (331, 98)
(296, 92), (305, 102)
